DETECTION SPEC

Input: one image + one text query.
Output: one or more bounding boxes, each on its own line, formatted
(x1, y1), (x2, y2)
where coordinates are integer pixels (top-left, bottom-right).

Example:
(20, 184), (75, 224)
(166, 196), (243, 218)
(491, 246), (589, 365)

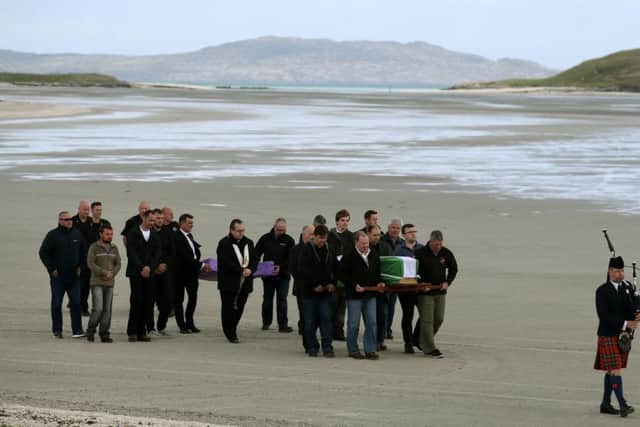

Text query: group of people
(38, 201), (459, 360)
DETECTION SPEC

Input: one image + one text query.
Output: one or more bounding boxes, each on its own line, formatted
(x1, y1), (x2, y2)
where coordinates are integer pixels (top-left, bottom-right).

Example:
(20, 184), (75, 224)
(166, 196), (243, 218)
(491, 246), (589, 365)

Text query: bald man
(72, 200), (92, 316)
(121, 201), (150, 247)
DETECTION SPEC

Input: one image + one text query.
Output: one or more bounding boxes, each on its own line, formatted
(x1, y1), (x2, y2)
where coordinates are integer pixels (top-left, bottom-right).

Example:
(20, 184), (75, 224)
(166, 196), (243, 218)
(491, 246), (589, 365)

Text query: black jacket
(371, 240), (393, 257)
(71, 214), (92, 245)
(298, 242), (338, 298)
(328, 228), (355, 257)
(173, 230), (203, 283)
(415, 243), (458, 294)
(87, 218), (111, 245)
(381, 234), (404, 252)
(155, 226), (176, 269)
(596, 281), (636, 337)
(125, 227), (161, 278)
(121, 214), (142, 237)
(255, 229), (295, 278)
(339, 247), (382, 299)
(216, 234), (258, 293)
(289, 241), (305, 296)
(39, 226), (86, 279)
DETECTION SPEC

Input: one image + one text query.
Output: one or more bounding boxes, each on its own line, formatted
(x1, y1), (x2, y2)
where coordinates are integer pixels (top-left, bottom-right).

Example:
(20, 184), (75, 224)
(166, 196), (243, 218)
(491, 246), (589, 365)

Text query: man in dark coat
(125, 210), (160, 342)
(298, 225), (337, 357)
(290, 224), (315, 349)
(72, 200), (92, 316)
(594, 256), (639, 417)
(328, 208), (354, 341)
(39, 211), (86, 338)
(173, 213), (210, 334)
(216, 219), (257, 343)
(366, 224), (392, 352)
(255, 217), (295, 332)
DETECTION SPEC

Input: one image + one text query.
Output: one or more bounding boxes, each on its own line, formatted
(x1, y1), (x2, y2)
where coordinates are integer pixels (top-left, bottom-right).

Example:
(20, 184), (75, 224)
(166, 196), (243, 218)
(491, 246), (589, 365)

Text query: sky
(1, 0), (639, 70)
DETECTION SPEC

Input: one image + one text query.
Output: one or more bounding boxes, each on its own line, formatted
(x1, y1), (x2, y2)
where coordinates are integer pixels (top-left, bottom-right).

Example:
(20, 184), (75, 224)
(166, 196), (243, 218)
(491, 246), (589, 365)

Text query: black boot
(620, 403), (635, 418)
(600, 403), (619, 415)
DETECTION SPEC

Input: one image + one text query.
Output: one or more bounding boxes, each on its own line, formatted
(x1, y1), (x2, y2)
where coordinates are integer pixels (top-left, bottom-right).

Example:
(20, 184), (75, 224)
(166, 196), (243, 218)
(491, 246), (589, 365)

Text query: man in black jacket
(341, 231), (385, 360)
(290, 224), (315, 348)
(72, 200), (92, 316)
(255, 218), (295, 332)
(39, 211), (86, 338)
(147, 209), (175, 335)
(121, 201), (150, 246)
(415, 230), (458, 359)
(125, 210), (160, 342)
(298, 225), (337, 357)
(594, 256), (639, 417)
(173, 213), (210, 334)
(366, 224), (392, 352)
(217, 219), (257, 343)
(328, 209), (354, 341)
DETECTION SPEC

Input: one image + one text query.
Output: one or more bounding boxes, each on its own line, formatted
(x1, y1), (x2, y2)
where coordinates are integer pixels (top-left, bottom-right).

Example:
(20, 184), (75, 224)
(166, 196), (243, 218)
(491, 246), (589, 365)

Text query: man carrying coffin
(298, 225), (337, 358)
(414, 230), (458, 358)
(340, 231), (385, 360)
(594, 256), (639, 417)
(217, 219), (257, 343)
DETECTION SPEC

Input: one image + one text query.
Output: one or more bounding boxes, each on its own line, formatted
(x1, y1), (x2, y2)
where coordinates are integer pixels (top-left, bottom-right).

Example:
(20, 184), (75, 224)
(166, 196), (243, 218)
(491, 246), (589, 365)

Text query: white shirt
(181, 229), (197, 260)
(357, 249), (371, 266)
(140, 227), (150, 242)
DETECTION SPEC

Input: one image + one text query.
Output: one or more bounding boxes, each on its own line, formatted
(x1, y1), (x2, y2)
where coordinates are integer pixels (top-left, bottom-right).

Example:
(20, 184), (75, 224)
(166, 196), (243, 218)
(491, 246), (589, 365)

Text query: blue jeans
(346, 297), (377, 354)
(262, 277), (290, 327)
(303, 295), (333, 354)
(50, 276), (83, 335)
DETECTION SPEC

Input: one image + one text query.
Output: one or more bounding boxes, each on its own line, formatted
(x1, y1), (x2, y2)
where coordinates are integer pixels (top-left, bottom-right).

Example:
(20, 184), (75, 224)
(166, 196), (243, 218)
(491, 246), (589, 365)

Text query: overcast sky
(2, 0), (639, 69)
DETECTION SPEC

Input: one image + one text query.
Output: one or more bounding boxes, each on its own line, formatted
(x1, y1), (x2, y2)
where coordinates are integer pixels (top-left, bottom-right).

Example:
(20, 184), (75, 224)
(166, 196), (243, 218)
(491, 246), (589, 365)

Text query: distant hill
(0, 72), (130, 87)
(451, 49), (640, 92)
(0, 36), (554, 86)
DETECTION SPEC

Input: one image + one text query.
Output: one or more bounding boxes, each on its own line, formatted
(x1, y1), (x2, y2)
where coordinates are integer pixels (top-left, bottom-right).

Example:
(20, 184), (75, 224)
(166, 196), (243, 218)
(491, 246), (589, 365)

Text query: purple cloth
(199, 258), (276, 281)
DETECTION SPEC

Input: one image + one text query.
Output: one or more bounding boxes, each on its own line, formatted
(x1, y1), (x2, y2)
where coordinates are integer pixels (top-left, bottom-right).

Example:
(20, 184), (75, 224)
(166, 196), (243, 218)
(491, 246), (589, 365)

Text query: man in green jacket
(86, 225), (121, 342)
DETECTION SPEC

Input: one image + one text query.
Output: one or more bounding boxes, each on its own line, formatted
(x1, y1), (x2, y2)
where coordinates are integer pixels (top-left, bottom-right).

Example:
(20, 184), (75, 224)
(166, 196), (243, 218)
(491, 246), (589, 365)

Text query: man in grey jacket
(86, 225), (121, 342)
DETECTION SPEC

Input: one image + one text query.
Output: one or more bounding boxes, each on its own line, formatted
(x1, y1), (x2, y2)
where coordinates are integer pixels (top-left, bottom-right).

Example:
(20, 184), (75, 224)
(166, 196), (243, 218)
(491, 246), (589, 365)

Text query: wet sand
(1, 87), (639, 426)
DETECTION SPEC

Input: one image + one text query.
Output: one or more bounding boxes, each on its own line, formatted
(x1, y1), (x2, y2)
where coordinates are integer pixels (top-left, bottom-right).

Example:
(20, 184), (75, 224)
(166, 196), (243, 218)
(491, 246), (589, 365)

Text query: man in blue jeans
(340, 231), (385, 360)
(255, 218), (295, 332)
(298, 225), (336, 357)
(39, 211), (86, 338)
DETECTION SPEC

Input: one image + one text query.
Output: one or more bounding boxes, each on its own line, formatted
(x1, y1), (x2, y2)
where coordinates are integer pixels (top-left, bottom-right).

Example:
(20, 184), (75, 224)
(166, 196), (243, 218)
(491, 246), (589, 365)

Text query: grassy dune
(0, 72), (130, 87)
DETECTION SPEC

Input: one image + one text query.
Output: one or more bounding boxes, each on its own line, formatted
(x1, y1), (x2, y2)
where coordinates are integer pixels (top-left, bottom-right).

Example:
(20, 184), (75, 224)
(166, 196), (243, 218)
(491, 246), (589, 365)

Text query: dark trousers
(386, 293), (398, 336)
(127, 277), (152, 337)
(80, 267), (91, 313)
(376, 294), (388, 345)
(147, 272), (171, 332)
(262, 277), (290, 327)
(399, 293), (421, 345)
(174, 276), (199, 329)
(293, 285), (308, 350)
(331, 288), (346, 338)
(303, 295), (333, 354)
(50, 276), (83, 335)
(220, 289), (250, 341)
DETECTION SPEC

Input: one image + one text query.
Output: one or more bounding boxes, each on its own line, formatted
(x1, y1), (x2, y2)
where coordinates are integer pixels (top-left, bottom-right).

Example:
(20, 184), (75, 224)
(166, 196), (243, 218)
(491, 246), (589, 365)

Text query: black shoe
(404, 343), (415, 354)
(279, 326), (293, 333)
(188, 326), (201, 333)
(385, 332), (394, 340)
(128, 335), (137, 342)
(620, 403), (634, 418)
(308, 352), (319, 357)
(323, 351), (336, 358)
(426, 349), (444, 358)
(137, 336), (151, 342)
(179, 328), (192, 334)
(365, 352), (380, 360)
(86, 335), (94, 342)
(600, 403), (620, 415)
(334, 332), (346, 341)
(377, 344), (387, 351)
(261, 324), (270, 331)
(53, 333), (63, 339)
(413, 341), (423, 351)
(82, 310), (90, 317)
(348, 352), (365, 359)
(100, 336), (113, 343)
(229, 337), (240, 343)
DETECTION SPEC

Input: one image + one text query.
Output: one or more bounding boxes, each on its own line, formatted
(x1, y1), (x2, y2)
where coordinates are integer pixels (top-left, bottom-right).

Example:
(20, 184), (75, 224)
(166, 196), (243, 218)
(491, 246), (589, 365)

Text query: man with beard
(217, 219), (257, 343)
(86, 225), (121, 343)
(255, 218), (295, 332)
(125, 210), (160, 342)
(147, 209), (174, 336)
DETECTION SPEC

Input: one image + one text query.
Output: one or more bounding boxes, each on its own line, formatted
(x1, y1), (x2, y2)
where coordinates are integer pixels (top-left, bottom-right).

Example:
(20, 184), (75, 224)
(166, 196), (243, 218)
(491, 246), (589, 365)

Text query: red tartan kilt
(594, 336), (629, 371)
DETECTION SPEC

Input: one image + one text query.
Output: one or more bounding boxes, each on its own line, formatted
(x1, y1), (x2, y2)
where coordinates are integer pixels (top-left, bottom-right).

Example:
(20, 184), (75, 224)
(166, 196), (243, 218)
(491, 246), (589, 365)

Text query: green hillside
(0, 72), (130, 87)
(451, 49), (640, 92)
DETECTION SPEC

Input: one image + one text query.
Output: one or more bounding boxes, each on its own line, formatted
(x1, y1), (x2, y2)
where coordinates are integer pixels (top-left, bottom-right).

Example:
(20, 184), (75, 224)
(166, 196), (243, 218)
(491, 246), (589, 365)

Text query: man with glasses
(39, 211), (86, 338)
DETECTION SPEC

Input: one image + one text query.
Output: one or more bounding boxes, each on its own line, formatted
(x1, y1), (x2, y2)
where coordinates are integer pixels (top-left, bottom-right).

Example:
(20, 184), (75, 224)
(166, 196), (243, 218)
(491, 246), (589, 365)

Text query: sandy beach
(1, 85), (639, 426)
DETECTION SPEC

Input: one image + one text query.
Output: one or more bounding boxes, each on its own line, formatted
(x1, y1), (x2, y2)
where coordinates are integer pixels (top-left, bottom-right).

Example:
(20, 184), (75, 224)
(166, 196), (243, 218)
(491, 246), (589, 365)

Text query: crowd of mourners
(39, 200), (458, 360)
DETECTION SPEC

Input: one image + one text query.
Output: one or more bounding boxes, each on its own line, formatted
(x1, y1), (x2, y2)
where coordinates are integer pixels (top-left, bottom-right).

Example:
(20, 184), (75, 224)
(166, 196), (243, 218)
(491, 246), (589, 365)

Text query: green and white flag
(380, 256), (419, 286)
